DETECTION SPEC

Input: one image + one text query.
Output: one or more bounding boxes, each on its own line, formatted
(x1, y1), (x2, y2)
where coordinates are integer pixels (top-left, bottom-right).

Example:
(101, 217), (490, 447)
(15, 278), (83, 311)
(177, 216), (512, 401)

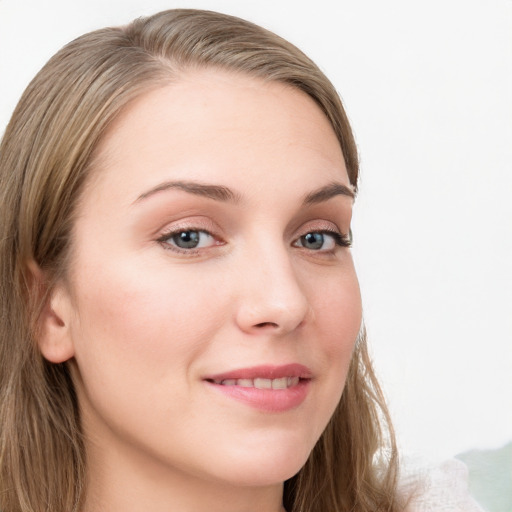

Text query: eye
(296, 232), (335, 251)
(294, 230), (351, 251)
(158, 229), (217, 251)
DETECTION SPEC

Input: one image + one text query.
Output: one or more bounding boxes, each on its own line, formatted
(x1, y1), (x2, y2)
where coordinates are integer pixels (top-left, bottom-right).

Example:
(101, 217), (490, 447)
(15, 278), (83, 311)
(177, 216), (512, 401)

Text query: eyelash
(156, 227), (352, 255)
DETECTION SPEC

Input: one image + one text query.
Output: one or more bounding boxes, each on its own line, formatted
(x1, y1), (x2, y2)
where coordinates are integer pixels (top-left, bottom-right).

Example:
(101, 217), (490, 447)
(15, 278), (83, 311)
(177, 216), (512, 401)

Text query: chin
(202, 434), (315, 487)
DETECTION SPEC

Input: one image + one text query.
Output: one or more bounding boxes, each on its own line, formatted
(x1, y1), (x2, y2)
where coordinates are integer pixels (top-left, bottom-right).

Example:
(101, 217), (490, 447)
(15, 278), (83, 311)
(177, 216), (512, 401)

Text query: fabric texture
(399, 457), (486, 511)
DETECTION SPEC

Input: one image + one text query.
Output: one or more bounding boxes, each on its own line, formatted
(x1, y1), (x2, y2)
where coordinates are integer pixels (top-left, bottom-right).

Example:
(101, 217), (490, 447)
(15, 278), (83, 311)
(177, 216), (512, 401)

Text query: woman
(0, 9), (402, 512)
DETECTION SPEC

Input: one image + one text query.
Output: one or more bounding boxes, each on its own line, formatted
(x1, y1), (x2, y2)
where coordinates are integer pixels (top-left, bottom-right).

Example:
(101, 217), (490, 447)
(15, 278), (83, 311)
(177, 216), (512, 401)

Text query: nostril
(254, 322), (279, 328)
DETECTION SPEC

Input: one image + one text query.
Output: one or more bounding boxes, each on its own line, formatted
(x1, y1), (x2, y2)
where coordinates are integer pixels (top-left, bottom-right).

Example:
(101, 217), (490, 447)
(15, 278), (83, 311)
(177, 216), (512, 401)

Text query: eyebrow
(302, 182), (355, 204)
(134, 179), (355, 205)
(134, 180), (240, 204)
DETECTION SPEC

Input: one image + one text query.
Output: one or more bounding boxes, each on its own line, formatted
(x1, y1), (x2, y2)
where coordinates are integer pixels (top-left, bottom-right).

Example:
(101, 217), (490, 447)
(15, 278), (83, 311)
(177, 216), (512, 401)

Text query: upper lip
(204, 364), (313, 382)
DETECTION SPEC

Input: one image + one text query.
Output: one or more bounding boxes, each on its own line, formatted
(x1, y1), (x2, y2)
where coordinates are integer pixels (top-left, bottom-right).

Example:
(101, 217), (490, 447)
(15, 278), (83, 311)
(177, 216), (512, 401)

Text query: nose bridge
(234, 232), (309, 334)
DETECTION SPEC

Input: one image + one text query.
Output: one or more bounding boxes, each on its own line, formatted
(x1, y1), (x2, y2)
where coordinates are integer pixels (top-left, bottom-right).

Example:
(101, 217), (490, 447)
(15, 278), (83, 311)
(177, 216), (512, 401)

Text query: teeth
(254, 378), (272, 389)
(216, 377), (302, 389)
(288, 377), (300, 387)
(272, 377), (288, 389)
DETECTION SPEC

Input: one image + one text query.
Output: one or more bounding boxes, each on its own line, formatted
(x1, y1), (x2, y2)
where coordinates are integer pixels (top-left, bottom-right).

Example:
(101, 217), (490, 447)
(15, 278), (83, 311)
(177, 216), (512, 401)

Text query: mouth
(203, 364), (312, 412)
(206, 376), (301, 389)
(203, 363), (312, 386)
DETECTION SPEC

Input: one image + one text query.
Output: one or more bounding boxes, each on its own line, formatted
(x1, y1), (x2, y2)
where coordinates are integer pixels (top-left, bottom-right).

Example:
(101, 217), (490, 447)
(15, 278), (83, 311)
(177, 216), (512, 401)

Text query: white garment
(399, 458), (485, 512)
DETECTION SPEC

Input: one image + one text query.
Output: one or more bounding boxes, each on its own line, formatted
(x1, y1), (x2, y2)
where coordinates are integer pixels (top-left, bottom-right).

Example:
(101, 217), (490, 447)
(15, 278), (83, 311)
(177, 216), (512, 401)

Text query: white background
(1, 0), (511, 462)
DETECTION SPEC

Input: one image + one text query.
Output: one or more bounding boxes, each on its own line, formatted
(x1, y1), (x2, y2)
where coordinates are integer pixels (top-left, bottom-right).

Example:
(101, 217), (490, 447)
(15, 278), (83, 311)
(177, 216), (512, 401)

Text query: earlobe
(27, 260), (75, 364)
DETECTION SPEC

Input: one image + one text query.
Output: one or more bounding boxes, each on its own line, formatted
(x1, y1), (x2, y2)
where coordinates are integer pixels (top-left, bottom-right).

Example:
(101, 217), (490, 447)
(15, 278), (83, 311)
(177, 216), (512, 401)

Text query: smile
(204, 364), (312, 412)
(209, 376), (301, 389)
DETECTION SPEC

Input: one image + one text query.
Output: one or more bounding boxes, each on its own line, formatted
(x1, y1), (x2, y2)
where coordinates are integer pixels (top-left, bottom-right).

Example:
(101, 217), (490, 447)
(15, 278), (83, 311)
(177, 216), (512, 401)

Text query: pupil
(173, 231), (200, 249)
(303, 232), (323, 250)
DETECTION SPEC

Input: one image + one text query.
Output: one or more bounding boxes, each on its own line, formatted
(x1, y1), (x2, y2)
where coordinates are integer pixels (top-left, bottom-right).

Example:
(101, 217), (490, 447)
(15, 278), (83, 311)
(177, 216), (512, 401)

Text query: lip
(203, 364), (312, 413)
(204, 363), (313, 381)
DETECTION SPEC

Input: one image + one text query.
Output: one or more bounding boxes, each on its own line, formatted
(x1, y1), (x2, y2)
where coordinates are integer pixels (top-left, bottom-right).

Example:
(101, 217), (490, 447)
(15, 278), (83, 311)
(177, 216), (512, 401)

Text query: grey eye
(171, 231), (202, 249)
(300, 232), (325, 250)
(162, 230), (216, 251)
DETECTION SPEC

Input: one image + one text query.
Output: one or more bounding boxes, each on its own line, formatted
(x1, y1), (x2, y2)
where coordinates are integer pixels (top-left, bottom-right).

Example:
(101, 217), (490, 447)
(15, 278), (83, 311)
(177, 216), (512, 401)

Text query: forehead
(87, 69), (348, 204)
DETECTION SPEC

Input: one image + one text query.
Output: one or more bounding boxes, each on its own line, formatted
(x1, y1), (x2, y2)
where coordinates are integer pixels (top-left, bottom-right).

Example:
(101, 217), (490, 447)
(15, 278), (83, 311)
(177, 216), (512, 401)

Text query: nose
(234, 244), (310, 336)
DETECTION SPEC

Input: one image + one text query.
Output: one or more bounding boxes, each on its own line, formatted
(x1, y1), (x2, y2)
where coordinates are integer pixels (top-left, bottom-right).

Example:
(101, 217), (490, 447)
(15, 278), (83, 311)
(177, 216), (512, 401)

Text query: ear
(27, 260), (75, 363)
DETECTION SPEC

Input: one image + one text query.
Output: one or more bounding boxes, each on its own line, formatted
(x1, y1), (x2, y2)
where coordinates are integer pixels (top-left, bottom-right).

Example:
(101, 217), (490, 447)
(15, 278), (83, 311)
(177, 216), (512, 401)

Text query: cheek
(310, 268), (362, 356)
(69, 256), (228, 389)
(67, 256), (235, 455)
(310, 268), (362, 413)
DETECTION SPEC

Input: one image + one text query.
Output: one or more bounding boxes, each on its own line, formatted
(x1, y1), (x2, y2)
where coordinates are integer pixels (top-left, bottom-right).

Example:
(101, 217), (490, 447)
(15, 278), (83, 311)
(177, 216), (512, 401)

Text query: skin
(39, 69), (362, 512)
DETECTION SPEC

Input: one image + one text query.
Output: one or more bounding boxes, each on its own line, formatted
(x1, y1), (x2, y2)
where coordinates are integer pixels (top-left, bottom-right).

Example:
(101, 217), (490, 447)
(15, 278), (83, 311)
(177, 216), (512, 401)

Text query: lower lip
(204, 379), (310, 412)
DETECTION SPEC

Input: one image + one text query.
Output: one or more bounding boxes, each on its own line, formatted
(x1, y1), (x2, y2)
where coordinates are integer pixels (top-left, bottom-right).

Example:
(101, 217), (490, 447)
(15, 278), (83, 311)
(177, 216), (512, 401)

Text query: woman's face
(56, 70), (361, 490)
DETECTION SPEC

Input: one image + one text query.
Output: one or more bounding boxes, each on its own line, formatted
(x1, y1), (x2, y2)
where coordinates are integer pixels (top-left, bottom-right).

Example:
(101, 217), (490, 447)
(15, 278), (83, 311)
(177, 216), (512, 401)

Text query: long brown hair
(0, 9), (400, 512)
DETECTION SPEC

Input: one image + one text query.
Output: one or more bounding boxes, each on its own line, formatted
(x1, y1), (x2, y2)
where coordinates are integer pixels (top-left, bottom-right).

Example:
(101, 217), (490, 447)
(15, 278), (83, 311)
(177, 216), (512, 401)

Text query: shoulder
(397, 457), (485, 512)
